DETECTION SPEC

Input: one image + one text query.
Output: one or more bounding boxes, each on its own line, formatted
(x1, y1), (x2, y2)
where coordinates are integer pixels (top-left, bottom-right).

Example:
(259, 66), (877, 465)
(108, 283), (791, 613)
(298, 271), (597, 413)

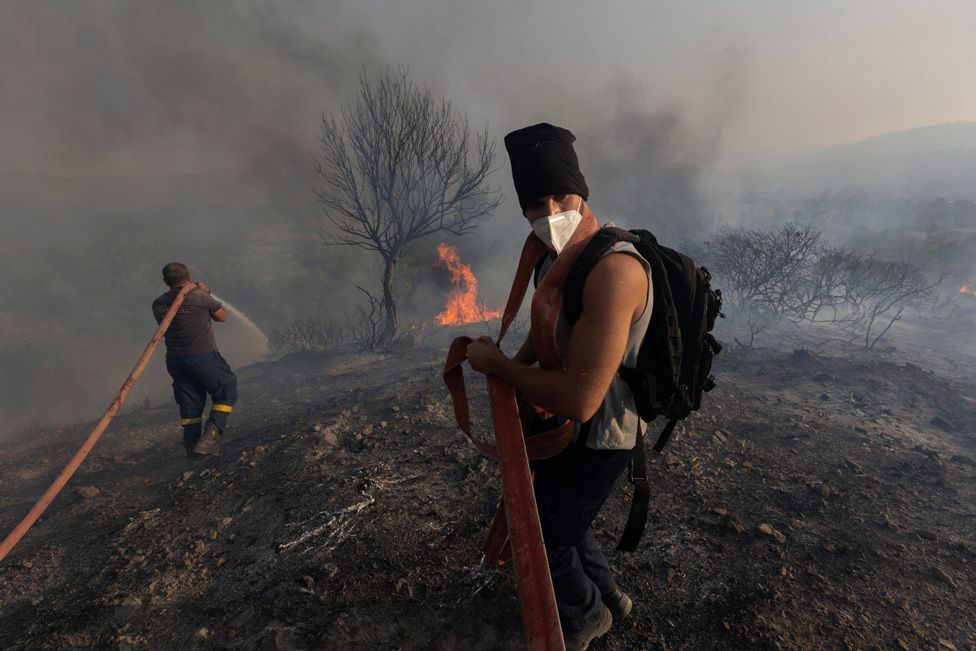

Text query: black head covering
(504, 123), (589, 211)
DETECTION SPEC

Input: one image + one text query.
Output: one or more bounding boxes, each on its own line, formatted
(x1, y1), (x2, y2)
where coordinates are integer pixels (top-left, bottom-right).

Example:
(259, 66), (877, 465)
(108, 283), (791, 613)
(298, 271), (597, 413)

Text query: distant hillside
(723, 122), (976, 197)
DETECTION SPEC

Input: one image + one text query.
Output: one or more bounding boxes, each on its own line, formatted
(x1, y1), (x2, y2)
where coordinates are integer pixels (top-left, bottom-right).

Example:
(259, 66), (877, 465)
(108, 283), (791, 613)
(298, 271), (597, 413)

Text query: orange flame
(435, 243), (503, 325)
(959, 284), (976, 298)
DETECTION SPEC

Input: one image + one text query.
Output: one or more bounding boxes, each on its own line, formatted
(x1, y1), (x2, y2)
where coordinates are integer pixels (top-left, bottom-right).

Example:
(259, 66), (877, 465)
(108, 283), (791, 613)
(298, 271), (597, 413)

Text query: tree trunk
(867, 307), (902, 350)
(380, 256), (398, 344)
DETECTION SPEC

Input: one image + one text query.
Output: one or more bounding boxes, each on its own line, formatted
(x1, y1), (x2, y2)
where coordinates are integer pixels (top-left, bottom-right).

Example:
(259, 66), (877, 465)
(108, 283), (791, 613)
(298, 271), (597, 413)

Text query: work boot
(563, 605), (612, 651)
(192, 422), (223, 456)
(602, 588), (633, 621)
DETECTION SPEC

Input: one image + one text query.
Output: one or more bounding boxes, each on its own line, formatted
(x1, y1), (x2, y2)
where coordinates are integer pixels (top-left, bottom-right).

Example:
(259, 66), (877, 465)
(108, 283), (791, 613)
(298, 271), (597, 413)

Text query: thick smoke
(0, 1), (377, 185)
(580, 94), (725, 243)
(579, 54), (740, 243)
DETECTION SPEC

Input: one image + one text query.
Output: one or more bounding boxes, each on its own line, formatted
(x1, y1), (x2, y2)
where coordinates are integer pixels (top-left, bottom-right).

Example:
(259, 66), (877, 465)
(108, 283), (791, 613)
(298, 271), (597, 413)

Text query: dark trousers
(532, 443), (634, 631)
(166, 351), (237, 450)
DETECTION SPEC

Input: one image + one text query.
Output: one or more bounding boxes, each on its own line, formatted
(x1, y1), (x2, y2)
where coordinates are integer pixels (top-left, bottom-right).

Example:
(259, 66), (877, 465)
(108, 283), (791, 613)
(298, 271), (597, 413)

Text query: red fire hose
(443, 214), (600, 650)
(0, 282), (198, 563)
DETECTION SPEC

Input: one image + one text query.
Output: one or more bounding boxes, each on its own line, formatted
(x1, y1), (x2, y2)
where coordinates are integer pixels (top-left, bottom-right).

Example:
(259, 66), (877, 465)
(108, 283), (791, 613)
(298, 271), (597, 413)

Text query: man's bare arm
(196, 282), (228, 322)
(473, 254), (647, 422)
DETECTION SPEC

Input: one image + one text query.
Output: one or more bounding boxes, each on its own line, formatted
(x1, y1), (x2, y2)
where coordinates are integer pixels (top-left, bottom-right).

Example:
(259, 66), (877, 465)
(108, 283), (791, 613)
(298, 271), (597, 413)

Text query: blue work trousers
(532, 443), (635, 632)
(166, 351), (237, 451)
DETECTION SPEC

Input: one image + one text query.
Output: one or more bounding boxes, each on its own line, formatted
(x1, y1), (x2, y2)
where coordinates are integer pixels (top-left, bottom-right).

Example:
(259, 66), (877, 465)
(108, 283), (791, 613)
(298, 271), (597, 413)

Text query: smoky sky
(0, 1), (378, 185)
(4, 1), (975, 181)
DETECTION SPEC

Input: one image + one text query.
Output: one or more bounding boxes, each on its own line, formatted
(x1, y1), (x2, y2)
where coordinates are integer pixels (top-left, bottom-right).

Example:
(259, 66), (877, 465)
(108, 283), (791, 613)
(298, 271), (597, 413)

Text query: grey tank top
(537, 238), (653, 450)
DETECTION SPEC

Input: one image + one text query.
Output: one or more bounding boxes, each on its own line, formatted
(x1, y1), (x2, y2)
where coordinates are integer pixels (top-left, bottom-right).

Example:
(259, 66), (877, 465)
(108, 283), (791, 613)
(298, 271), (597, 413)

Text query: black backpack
(538, 226), (724, 550)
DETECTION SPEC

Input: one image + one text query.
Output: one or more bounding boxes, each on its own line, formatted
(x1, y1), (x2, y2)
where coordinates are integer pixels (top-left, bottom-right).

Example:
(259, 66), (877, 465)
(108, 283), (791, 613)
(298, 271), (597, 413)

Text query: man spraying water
(152, 262), (237, 457)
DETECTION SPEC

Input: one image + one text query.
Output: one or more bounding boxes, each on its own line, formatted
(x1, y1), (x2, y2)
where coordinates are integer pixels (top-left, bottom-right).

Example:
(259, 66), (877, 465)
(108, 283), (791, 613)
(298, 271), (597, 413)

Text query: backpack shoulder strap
(564, 226), (639, 326)
(616, 422), (650, 552)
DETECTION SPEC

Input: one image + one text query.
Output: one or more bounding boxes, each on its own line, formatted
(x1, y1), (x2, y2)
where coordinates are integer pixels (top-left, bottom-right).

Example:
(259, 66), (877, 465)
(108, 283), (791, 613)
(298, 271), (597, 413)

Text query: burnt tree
(315, 67), (502, 344)
(707, 223), (822, 315)
(845, 256), (944, 349)
(707, 223), (943, 348)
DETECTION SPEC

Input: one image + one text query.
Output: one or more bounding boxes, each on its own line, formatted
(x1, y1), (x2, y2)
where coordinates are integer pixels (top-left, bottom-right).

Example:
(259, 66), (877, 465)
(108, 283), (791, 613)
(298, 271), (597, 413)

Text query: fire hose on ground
(0, 282), (198, 563)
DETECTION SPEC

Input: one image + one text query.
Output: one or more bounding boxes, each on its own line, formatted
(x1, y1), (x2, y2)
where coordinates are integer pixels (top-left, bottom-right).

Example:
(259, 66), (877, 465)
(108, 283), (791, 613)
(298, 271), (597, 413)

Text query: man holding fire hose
(465, 124), (653, 650)
(152, 262), (237, 458)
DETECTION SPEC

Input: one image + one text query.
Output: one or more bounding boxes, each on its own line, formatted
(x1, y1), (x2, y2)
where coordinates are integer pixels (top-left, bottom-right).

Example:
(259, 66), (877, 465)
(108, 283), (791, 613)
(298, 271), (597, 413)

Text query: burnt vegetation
(705, 223), (945, 349)
(268, 291), (443, 356)
(314, 66), (503, 346)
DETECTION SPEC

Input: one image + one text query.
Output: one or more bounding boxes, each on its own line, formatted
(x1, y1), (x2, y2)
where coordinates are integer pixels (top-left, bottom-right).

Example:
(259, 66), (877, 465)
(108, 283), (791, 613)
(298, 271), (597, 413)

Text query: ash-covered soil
(1, 333), (975, 650)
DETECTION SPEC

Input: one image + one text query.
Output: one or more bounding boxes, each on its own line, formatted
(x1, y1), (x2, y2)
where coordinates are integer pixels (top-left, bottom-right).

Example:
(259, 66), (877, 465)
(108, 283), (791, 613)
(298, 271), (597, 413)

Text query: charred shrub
(268, 317), (348, 354)
(706, 223), (942, 348)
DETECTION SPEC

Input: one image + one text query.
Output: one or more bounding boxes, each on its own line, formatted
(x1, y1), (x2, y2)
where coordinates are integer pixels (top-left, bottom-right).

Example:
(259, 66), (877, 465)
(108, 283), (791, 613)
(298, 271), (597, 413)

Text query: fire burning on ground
(959, 284), (976, 298)
(435, 243), (503, 326)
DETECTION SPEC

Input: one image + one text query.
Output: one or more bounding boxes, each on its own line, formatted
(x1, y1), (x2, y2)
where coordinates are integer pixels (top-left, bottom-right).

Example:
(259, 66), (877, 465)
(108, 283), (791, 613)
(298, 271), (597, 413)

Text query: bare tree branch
(313, 66), (503, 344)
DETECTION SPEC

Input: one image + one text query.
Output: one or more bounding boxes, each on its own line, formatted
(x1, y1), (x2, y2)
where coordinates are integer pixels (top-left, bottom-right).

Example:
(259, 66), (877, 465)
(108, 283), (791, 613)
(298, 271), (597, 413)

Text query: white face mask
(531, 197), (584, 255)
